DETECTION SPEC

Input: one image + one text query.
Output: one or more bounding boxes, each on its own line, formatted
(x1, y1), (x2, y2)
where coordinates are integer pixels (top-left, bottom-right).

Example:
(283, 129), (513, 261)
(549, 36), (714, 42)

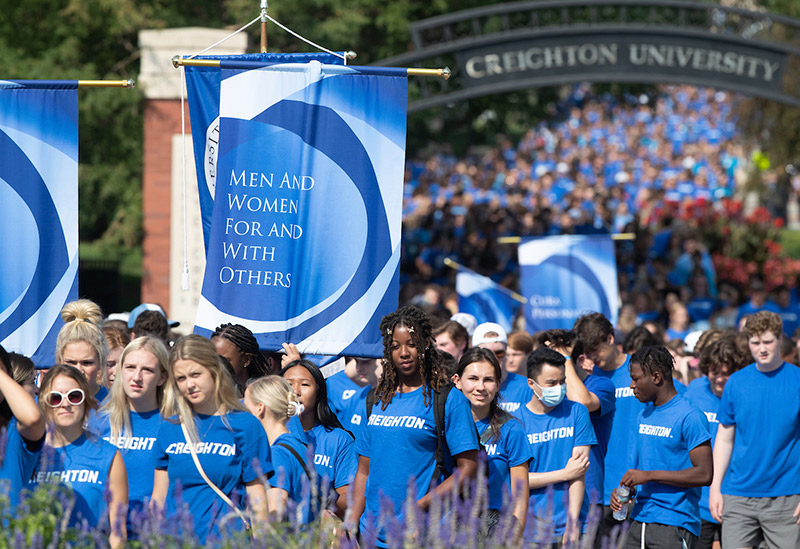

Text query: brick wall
(142, 99), (183, 308)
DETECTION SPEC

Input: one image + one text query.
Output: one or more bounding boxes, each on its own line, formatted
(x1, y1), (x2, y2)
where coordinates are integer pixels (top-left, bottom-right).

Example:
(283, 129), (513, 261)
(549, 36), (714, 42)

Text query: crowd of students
(1, 296), (798, 548)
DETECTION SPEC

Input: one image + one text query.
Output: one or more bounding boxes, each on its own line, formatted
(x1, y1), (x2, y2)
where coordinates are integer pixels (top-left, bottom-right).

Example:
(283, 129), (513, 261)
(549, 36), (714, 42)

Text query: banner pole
(443, 258), (527, 303)
(172, 56), (451, 78)
(498, 233), (635, 244)
(260, 0), (268, 53)
(77, 79), (135, 88)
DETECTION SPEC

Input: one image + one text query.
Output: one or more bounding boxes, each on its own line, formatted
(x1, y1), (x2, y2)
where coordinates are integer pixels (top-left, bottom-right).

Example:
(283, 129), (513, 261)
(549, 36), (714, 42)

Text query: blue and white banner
(456, 268), (522, 333)
(0, 81), (79, 366)
(519, 235), (619, 331)
(193, 62), (407, 357)
(185, 53), (345, 252)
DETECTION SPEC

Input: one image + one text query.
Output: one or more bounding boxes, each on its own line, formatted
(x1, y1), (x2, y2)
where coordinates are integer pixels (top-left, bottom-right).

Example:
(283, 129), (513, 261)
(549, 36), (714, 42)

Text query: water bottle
(613, 486), (631, 521)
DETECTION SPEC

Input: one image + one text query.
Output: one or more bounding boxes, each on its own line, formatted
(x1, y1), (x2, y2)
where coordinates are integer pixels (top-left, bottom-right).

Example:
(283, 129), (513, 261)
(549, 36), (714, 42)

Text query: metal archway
(374, 0), (800, 112)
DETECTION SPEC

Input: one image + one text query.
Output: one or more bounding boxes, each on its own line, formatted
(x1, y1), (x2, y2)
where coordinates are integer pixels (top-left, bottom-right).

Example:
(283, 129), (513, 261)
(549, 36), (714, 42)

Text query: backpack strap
(274, 442), (313, 483)
(432, 383), (454, 481)
(479, 414), (511, 446)
(365, 387), (376, 419)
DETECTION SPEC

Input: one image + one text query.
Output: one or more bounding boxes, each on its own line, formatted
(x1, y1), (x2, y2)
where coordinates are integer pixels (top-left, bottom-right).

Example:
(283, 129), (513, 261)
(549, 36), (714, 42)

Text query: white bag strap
(180, 421), (251, 530)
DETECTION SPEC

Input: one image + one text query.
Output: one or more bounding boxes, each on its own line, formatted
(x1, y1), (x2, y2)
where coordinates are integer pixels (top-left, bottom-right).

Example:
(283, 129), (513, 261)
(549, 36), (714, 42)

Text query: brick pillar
(138, 28), (247, 328)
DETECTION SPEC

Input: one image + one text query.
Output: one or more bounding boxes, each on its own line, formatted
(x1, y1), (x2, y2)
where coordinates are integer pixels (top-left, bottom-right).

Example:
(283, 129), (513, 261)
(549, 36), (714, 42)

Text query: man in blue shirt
(611, 345), (712, 548)
(573, 312), (643, 537)
(709, 311), (800, 548)
(517, 347), (596, 546)
(684, 336), (750, 549)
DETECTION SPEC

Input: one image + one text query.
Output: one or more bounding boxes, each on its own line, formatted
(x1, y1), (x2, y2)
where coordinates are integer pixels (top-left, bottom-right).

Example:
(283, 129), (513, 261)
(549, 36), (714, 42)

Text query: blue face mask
(534, 381), (566, 407)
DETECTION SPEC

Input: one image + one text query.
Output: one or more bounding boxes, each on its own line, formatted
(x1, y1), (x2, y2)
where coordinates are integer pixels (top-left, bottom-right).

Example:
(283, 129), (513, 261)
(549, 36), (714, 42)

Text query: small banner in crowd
(193, 62), (407, 357)
(455, 266), (523, 333)
(184, 53), (345, 252)
(519, 235), (619, 331)
(0, 81), (79, 365)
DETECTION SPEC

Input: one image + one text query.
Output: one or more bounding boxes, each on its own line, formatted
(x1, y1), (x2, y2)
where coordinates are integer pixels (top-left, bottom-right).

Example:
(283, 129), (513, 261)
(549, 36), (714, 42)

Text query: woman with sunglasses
(280, 359), (356, 518)
(151, 335), (272, 543)
(99, 336), (168, 537)
(454, 347), (530, 540)
(29, 364), (128, 548)
(0, 344), (45, 510)
(350, 306), (480, 547)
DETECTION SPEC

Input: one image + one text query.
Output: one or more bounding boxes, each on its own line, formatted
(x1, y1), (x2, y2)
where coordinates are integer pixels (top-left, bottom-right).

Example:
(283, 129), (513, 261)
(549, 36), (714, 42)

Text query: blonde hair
(246, 376), (301, 423)
(163, 334), (244, 443)
(55, 299), (108, 367)
(102, 336), (169, 442)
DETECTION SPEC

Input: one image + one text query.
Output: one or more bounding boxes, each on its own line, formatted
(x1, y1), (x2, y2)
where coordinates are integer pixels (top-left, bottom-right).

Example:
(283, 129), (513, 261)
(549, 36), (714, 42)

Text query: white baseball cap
(472, 322), (508, 346)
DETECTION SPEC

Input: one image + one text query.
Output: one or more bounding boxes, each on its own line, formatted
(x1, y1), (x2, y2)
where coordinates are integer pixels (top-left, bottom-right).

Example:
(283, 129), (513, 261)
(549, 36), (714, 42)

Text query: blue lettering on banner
(527, 426), (574, 444)
(639, 424), (672, 437)
(367, 414), (426, 430)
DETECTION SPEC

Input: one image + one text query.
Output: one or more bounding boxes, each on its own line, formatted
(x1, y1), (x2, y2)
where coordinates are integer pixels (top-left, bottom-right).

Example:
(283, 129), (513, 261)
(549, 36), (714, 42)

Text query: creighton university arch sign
(375, 0), (800, 112)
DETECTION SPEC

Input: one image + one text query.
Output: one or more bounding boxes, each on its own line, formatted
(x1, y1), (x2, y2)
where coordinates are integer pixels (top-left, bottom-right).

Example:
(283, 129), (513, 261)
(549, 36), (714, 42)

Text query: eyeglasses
(493, 349), (506, 359)
(45, 389), (85, 407)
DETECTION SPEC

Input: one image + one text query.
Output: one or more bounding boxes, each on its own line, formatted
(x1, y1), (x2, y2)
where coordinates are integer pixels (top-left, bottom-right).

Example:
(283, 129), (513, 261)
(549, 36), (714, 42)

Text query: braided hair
(375, 306), (450, 410)
(211, 323), (272, 378)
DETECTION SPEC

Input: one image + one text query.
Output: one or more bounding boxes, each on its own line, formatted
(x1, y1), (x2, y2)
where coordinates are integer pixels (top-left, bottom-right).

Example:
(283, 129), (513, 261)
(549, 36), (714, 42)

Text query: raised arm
(0, 368), (44, 442)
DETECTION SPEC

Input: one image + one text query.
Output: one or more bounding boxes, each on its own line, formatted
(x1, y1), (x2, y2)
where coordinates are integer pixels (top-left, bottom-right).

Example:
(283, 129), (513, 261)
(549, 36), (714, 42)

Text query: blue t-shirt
(593, 356), (645, 505)
(717, 362), (800, 497)
(271, 432), (315, 524)
(29, 433), (119, 528)
(326, 371), (365, 422)
(305, 423), (356, 492)
(0, 419), (44, 509)
(498, 372), (533, 414)
(630, 394), (711, 536)
(515, 400), (597, 542)
(582, 375), (616, 505)
(476, 415), (531, 510)
(684, 377), (721, 523)
(100, 409), (162, 533)
(341, 385), (371, 433)
(354, 385), (479, 546)
(153, 411), (273, 543)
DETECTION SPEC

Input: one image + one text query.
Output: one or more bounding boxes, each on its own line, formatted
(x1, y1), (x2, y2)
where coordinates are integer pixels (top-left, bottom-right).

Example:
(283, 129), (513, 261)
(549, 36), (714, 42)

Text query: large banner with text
(0, 81), (79, 366)
(184, 53), (345, 252)
(519, 235), (619, 331)
(193, 62), (407, 357)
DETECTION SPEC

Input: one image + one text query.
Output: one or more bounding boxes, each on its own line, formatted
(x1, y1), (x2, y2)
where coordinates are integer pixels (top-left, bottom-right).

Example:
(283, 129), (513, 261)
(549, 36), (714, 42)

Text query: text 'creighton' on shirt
(366, 414), (426, 429)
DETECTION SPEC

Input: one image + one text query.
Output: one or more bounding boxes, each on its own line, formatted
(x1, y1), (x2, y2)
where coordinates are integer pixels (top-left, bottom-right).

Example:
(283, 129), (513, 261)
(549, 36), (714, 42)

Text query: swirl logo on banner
(0, 81), (79, 365)
(194, 62), (406, 357)
(519, 235), (619, 331)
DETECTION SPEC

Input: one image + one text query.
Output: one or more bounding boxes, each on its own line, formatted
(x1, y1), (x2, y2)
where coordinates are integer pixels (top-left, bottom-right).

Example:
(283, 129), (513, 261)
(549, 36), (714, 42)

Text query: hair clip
(407, 325), (416, 334)
(287, 401), (305, 417)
